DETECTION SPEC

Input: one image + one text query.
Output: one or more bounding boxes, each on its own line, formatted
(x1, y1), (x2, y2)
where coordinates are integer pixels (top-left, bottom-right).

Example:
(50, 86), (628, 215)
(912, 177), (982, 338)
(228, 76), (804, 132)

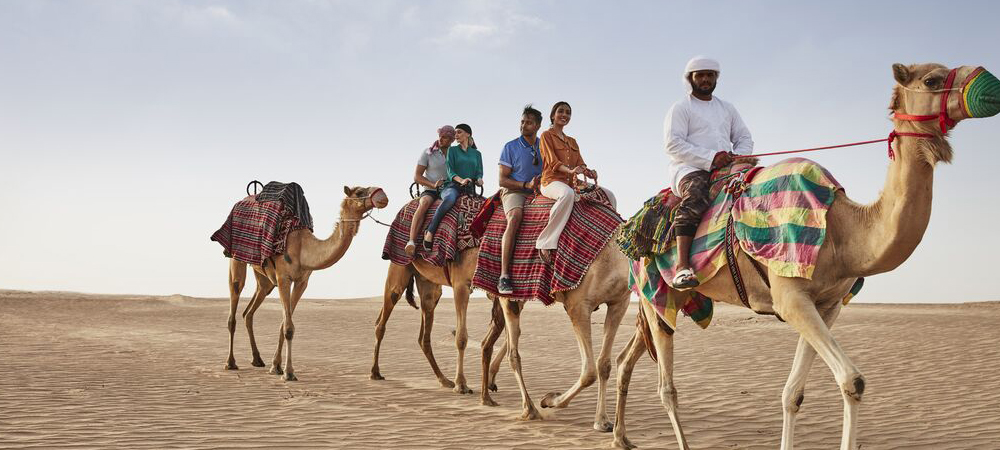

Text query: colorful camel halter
(890, 66), (1000, 159)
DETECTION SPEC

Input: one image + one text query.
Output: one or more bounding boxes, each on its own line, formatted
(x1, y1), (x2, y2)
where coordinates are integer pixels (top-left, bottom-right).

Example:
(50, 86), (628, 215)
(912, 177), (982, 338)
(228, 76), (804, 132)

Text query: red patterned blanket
(472, 189), (622, 305)
(211, 196), (310, 266)
(382, 194), (485, 267)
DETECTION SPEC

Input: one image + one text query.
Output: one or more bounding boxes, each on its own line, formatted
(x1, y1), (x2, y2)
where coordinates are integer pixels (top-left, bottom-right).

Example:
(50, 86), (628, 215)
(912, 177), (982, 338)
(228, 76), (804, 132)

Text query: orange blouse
(539, 128), (587, 187)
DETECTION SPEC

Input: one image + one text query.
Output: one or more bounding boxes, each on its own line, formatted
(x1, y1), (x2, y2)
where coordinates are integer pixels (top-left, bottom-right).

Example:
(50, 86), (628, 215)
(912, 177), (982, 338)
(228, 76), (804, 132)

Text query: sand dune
(1, 289), (998, 449)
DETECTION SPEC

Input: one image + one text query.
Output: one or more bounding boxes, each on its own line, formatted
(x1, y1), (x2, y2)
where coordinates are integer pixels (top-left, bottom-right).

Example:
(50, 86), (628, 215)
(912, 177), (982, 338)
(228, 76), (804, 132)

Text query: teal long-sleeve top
(445, 144), (483, 188)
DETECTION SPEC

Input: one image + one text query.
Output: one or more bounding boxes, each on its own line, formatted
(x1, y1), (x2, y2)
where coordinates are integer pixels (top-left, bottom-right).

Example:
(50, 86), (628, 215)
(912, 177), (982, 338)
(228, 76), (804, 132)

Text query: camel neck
(300, 203), (362, 271)
(844, 119), (942, 277)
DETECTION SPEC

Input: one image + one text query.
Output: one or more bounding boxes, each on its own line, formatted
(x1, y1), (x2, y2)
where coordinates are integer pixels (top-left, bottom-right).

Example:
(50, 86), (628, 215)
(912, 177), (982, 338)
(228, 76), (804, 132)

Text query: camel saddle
(621, 158), (860, 329)
(382, 194), (485, 268)
(211, 182), (313, 266)
(471, 188), (622, 305)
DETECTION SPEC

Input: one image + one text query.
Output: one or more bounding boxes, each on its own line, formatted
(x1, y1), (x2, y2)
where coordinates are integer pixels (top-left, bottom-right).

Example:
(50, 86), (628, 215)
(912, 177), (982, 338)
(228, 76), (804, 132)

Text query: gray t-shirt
(417, 146), (447, 187)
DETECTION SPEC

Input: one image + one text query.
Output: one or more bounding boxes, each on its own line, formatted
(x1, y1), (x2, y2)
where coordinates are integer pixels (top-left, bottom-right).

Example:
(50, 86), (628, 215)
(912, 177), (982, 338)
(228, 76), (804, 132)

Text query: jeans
(426, 186), (460, 234)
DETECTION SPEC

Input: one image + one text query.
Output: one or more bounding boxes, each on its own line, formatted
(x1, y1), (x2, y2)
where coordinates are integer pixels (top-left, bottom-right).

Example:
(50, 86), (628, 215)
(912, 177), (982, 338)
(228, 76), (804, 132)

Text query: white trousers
(535, 181), (617, 250)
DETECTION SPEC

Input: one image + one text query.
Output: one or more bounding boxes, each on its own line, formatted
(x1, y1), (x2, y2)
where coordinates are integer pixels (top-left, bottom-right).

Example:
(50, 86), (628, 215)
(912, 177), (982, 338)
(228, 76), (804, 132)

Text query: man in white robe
(664, 56), (754, 289)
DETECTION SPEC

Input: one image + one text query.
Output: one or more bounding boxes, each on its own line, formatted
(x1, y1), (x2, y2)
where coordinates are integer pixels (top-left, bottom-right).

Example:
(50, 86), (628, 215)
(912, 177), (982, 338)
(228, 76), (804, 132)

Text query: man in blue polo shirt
(496, 105), (544, 294)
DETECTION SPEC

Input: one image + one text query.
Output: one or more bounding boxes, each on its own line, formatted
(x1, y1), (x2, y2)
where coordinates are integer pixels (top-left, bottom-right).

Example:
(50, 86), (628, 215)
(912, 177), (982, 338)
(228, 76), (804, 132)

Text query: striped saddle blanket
(382, 194), (485, 267)
(211, 185), (313, 266)
(472, 189), (622, 305)
(621, 158), (844, 329)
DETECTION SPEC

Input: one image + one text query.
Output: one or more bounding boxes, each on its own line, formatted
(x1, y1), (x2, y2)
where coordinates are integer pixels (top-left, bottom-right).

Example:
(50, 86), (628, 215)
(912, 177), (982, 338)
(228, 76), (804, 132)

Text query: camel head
(341, 185), (389, 217)
(891, 63), (1000, 134)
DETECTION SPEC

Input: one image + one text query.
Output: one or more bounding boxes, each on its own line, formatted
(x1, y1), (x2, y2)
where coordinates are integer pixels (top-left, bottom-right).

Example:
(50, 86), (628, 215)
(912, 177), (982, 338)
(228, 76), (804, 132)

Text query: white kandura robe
(663, 94), (754, 191)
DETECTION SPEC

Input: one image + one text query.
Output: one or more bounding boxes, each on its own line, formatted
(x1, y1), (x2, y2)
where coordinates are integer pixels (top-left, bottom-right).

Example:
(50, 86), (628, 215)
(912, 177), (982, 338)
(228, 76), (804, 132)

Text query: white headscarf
(683, 56), (721, 93)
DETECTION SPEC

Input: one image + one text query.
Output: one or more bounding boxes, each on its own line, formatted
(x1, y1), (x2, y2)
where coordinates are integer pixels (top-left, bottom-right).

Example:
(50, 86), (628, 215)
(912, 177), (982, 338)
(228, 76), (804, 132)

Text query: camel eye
(923, 78), (940, 88)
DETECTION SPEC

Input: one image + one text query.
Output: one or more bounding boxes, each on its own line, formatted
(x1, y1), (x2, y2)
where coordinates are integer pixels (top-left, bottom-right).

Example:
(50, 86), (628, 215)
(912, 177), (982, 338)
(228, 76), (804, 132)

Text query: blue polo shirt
(499, 135), (543, 183)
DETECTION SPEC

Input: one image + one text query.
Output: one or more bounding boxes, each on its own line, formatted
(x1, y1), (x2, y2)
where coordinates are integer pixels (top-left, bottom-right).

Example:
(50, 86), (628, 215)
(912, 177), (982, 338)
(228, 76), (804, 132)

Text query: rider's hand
(435, 180), (444, 189)
(711, 151), (735, 170)
(475, 179), (484, 187)
(585, 168), (598, 179)
(525, 177), (537, 191)
(572, 165), (586, 175)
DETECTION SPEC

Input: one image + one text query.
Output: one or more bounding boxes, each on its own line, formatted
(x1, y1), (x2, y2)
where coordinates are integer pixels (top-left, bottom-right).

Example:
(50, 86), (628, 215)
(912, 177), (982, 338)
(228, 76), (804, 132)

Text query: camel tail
(404, 273), (418, 309)
(636, 305), (673, 362)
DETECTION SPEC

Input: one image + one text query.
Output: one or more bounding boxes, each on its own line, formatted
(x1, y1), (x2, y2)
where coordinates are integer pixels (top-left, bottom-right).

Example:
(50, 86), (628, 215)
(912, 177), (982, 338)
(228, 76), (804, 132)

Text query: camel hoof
(225, 360), (238, 371)
(370, 372), (385, 381)
(612, 436), (638, 449)
(594, 420), (614, 432)
(519, 407), (543, 421)
(540, 392), (562, 408)
(489, 382), (498, 392)
(454, 385), (474, 395)
(269, 365), (284, 376)
(481, 396), (499, 407)
(439, 378), (456, 389)
(283, 372), (298, 382)
(251, 357), (266, 367)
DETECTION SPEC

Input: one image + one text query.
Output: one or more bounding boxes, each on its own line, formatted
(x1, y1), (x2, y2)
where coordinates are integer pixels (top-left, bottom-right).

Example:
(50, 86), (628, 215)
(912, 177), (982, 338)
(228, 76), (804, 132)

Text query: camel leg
(591, 295), (630, 432)
(276, 276), (308, 382)
(452, 282), (473, 394)
(480, 298), (505, 406)
(489, 339), (508, 391)
(225, 260), (247, 370)
(371, 264), (409, 380)
(540, 300), (598, 410)
(415, 277), (453, 389)
(611, 330), (646, 450)
(649, 304), (690, 450)
(780, 303), (844, 450)
(500, 299), (542, 420)
(242, 271), (274, 368)
(773, 282), (863, 450)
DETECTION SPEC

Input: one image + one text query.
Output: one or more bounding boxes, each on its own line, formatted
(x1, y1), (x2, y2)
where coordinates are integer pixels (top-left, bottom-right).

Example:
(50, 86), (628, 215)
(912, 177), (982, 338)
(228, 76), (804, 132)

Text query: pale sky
(2, 0), (998, 303)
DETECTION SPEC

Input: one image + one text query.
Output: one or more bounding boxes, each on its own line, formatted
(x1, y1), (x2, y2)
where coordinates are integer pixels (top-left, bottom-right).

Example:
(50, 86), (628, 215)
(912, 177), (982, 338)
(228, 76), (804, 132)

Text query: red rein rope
(735, 131), (935, 161)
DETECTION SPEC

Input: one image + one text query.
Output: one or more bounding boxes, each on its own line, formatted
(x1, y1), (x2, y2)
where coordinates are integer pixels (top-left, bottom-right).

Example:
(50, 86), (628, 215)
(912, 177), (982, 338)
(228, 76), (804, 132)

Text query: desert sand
(1, 289), (998, 449)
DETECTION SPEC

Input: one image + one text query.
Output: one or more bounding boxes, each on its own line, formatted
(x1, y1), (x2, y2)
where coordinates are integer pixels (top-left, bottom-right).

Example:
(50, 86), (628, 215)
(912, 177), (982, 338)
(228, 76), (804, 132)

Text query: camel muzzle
(962, 67), (1000, 119)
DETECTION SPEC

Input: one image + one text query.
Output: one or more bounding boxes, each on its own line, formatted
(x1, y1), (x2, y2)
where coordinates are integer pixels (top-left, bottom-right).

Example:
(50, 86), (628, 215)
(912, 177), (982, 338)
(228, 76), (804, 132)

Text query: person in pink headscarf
(405, 125), (456, 256)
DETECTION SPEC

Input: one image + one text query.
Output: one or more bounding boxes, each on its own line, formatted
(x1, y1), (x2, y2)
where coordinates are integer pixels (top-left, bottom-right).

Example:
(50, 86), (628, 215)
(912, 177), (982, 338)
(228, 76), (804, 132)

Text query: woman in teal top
(424, 123), (483, 249)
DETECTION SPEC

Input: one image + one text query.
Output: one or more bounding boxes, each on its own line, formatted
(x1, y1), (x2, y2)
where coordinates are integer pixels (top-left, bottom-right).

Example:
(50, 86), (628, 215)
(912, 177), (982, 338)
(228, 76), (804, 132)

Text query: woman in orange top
(535, 101), (617, 263)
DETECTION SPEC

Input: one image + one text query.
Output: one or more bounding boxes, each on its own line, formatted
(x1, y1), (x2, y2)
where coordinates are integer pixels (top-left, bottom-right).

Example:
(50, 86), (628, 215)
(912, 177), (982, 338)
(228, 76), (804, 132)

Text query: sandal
(671, 268), (700, 290)
(423, 231), (434, 251)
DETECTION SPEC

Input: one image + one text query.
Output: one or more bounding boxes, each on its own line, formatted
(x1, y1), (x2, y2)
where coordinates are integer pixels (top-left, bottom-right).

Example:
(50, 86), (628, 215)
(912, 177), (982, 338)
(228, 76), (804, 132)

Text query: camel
(370, 246), (480, 394)
(224, 186), (388, 381)
(612, 63), (1000, 450)
(479, 242), (632, 432)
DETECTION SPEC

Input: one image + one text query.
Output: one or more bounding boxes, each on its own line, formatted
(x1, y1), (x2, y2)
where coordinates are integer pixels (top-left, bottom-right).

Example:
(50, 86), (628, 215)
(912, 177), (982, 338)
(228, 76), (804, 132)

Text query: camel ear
(343, 185), (352, 196)
(892, 63), (911, 84)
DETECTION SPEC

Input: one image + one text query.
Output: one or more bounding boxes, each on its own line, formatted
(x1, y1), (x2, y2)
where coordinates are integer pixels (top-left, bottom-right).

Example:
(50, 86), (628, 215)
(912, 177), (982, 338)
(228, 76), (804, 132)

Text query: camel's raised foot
(518, 404), (543, 421)
(369, 370), (385, 381)
(454, 384), (473, 395)
(489, 382), (498, 392)
(481, 394), (499, 407)
(612, 436), (637, 450)
(251, 355), (266, 367)
(283, 372), (298, 382)
(225, 359), (238, 370)
(438, 378), (456, 389)
(594, 420), (614, 433)
(269, 364), (283, 376)
(540, 391), (564, 408)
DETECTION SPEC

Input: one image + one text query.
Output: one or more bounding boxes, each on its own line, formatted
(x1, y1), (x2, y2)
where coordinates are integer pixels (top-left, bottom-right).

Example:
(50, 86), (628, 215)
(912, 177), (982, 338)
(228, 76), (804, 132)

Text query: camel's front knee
(598, 358), (612, 381)
(659, 386), (679, 411)
(227, 316), (237, 334)
(283, 323), (295, 341)
(455, 331), (468, 350)
(843, 374), (866, 402)
(783, 388), (805, 414)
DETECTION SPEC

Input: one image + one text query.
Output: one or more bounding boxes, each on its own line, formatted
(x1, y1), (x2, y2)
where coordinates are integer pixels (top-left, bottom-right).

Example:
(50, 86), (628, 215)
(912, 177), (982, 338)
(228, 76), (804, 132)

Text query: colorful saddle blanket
(211, 182), (313, 266)
(620, 158), (844, 329)
(472, 188), (622, 305)
(382, 194), (485, 267)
